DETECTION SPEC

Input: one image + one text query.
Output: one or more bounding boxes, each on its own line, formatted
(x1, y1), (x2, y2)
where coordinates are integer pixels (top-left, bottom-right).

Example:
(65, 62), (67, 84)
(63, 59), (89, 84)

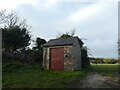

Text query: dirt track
(68, 72), (119, 88)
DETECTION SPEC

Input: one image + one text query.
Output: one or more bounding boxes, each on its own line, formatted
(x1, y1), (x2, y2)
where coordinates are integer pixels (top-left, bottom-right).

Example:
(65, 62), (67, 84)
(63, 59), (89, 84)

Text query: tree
(71, 29), (76, 36)
(56, 29), (76, 39)
(0, 10), (30, 29)
(2, 26), (31, 52)
(33, 37), (46, 50)
(81, 46), (90, 68)
(36, 37), (46, 49)
(1, 10), (31, 52)
(5, 11), (28, 28)
(0, 9), (6, 26)
(58, 33), (72, 39)
(32, 37), (46, 66)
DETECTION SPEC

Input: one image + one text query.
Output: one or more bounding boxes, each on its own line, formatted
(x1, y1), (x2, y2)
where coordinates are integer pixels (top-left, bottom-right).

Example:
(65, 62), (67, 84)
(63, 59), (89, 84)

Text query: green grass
(2, 65), (86, 88)
(91, 64), (120, 73)
(4, 63), (119, 88)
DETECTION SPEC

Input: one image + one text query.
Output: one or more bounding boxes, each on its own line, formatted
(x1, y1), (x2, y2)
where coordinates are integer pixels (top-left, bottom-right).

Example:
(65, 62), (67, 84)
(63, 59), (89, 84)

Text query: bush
(2, 61), (44, 73)
(2, 62), (24, 73)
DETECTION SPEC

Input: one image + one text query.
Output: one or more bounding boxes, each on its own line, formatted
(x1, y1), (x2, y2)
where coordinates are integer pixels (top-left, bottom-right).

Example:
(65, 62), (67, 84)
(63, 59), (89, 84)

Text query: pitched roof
(43, 36), (83, 47)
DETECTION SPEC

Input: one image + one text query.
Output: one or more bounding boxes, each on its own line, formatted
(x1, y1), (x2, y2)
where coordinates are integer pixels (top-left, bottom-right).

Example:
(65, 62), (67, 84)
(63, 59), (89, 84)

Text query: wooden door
(50, 48), (64, 71)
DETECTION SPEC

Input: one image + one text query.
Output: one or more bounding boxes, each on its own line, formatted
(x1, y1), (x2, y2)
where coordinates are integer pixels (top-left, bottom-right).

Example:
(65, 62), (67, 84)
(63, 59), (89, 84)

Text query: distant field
(2, 66), (86, 88)
(91, 64), (120, 72)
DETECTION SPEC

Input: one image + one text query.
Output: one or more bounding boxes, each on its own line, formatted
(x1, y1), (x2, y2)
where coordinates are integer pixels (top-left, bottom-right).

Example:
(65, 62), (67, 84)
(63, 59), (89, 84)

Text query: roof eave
(43, 43), (73, 47)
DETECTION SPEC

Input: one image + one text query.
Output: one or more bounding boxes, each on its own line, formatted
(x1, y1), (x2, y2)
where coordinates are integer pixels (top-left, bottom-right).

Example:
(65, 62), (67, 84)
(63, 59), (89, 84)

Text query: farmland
(91, 64), (119, 73)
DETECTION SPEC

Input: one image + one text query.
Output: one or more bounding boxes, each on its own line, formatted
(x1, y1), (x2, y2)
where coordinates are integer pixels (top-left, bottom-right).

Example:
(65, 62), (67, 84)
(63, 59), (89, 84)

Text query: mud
(67, 72), (119, 88)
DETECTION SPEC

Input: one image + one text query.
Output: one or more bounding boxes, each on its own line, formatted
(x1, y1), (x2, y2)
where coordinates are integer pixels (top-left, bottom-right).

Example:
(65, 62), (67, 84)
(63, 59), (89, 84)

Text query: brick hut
(43, 36), (89, 71)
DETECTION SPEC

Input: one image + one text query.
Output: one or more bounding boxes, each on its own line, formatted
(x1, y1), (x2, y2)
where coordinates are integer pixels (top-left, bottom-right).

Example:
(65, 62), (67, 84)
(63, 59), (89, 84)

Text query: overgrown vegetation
(2, 66), (86, 88)
(56, 29), (76, 39)
(1, 10), (46, 66)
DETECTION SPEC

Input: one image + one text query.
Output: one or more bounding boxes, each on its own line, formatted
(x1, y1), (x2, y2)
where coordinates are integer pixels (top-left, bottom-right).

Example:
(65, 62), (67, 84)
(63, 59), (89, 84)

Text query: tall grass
(2, 64), (86, 88)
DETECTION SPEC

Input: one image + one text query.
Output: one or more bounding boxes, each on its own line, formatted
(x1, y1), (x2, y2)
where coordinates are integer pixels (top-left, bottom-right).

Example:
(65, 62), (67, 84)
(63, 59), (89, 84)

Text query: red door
(50, 48), (64, 71)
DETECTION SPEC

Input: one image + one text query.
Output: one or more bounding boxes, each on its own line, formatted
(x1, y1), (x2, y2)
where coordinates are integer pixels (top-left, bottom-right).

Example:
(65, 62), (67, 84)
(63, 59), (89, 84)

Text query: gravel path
(68, 72), (119, 88)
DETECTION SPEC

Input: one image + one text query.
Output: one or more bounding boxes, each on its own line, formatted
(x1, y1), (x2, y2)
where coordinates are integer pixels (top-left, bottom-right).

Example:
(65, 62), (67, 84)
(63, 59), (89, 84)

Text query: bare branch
(2, 10), (31, 29)
(0, 9), (6, 25)
(5, 11), (19, 28)
(71, 29), (76, 36)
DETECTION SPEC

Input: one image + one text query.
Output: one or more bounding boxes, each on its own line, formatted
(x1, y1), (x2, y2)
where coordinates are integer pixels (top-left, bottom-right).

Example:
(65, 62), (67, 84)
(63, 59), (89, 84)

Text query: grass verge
(2, 65), (86, 88)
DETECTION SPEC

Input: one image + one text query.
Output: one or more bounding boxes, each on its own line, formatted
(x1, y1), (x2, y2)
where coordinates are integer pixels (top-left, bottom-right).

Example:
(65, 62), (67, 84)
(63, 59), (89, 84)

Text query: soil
(67, 72), (120, 88)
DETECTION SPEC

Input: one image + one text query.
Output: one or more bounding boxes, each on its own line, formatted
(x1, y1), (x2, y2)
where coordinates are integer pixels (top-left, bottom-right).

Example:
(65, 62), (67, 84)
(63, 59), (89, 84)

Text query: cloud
(0, 0), (118, 58)
(32, 0), (58, 10)
(0, 0), (118, 10)
(87, 39), (118, 58)
(68, 0), (119, 22)
(68, 3), (101, 22)
(0, 0), (57, 10)
(66, 1), (117, 58)
(0, 0), (39, 9)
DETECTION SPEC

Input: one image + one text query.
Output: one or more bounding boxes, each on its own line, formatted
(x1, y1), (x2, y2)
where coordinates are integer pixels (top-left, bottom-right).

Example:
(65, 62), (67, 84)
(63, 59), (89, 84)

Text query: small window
(65, 54), (69, 58)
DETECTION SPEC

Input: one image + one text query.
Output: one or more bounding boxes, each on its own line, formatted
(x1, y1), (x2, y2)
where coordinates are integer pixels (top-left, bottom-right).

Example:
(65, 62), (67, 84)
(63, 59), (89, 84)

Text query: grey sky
(0, 0), (119, 58)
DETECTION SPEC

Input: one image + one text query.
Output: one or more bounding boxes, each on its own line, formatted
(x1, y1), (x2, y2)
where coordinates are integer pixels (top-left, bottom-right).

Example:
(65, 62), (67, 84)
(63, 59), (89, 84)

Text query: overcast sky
(0, 0), (119, 58)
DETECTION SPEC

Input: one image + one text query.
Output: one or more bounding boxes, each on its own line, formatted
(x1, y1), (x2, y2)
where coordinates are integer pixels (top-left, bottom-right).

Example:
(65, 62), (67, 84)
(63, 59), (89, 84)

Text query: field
(91, 64), (120, 73)
(2, 65), (86, 88)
